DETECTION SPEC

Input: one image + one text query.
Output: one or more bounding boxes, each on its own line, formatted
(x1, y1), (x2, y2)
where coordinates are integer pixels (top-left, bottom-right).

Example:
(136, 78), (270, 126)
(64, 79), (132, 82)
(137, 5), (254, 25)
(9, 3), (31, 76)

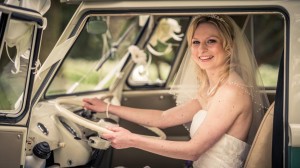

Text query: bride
(83, 15), (269, 168)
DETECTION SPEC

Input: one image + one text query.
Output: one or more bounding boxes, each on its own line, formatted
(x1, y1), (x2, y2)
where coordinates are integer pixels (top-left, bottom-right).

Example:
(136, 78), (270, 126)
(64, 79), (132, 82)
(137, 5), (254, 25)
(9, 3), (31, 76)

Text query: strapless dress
(190, 110), (250, 168)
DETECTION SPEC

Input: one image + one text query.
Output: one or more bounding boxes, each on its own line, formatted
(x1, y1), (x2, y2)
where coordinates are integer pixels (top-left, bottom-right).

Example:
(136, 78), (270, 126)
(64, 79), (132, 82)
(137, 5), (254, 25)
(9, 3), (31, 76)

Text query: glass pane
(233, 14), (283, 88)
(128, 16), (190, 86)
(46, 15), (143, 96)
(127, 14), (283, 88)
(252, 15), (283, 88)
(0, 19), (35, 111)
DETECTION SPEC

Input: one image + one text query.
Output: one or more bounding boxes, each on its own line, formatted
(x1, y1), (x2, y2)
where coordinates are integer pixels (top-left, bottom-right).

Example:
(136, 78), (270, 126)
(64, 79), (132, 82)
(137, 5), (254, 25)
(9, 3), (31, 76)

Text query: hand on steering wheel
(55, 98), (166, 141)
(82, 97), (108, 113)
(55, 98), (112, 134)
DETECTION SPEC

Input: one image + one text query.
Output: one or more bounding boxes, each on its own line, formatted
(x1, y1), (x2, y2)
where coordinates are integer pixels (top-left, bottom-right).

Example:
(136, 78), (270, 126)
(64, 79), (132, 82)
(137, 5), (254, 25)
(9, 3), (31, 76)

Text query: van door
(0, 4), (45, 168)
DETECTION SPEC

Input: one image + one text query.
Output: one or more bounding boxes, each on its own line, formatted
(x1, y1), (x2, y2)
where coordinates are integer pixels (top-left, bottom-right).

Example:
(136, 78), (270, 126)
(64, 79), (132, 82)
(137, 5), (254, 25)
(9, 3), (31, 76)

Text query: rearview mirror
(86, 19), (107, 35)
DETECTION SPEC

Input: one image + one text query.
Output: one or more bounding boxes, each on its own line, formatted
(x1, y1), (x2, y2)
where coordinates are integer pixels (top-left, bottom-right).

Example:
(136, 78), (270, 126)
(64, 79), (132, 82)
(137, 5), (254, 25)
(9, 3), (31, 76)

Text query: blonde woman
(83, 15), (269, 167)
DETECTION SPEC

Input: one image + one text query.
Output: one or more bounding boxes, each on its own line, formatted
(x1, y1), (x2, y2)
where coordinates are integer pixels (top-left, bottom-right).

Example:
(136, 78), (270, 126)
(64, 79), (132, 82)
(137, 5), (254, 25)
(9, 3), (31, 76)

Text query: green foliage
(259, 64), (279, 87)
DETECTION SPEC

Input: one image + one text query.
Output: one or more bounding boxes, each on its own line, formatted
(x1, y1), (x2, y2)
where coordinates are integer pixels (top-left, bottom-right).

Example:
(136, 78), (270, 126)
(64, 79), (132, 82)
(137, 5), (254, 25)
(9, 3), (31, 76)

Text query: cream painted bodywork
(0, 126), (27, 167)
(29, 101), (92, 167)
(287, 3), (300, 147)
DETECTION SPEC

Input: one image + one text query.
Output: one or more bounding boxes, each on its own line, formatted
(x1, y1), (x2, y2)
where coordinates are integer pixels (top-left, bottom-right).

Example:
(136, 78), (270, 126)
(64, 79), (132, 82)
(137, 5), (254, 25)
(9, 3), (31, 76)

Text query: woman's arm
(83, 98), (201, 128)
(102, 84), (252, 160)
(102, 126), (201, 161)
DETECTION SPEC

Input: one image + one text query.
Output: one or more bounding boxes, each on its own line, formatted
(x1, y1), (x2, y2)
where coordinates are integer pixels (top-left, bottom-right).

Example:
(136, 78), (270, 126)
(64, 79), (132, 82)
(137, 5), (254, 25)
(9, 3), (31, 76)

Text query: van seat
(244, 102), (274, 168)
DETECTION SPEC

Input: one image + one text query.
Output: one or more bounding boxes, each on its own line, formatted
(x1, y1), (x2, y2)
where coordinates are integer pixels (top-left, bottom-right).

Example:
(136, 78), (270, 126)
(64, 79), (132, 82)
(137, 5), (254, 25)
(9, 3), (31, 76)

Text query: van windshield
(46, 15), (144, 96)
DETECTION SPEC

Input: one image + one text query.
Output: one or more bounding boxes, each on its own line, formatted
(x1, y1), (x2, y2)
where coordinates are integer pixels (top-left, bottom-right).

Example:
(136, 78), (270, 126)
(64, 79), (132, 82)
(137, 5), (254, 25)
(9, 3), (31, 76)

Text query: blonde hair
(186, 15), (235, 97)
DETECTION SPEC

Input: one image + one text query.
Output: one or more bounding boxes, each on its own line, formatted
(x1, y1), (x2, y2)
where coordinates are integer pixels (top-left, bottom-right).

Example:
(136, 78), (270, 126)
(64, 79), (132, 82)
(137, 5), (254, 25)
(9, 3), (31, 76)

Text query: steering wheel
(54, 98), (166, 139)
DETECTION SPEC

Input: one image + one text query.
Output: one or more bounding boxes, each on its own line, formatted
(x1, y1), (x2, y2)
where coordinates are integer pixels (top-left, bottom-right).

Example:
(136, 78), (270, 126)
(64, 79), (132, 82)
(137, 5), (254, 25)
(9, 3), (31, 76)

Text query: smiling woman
(170, 15), (270, 167)
(83, 14), (270, 168)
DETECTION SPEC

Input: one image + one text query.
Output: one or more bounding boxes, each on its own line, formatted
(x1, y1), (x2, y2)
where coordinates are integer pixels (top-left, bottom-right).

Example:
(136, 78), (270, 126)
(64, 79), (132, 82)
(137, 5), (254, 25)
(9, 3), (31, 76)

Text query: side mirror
(86, 19), (107, 35)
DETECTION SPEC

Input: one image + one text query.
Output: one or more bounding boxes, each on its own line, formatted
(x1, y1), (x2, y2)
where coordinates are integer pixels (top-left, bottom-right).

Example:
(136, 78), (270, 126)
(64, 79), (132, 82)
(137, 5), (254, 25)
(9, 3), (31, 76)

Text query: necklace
(207, 79), (222, 96)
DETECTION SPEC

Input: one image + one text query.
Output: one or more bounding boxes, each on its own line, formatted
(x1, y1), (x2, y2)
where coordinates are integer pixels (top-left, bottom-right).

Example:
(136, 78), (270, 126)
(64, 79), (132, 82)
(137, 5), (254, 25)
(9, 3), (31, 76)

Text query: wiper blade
(95, 47), (116, 71)
(95, 23), (135, 71)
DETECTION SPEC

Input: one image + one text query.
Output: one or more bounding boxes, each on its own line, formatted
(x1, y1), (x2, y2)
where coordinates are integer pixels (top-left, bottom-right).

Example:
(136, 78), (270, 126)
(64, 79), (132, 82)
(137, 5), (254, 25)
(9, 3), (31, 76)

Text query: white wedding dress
(190, 110), (250, 168)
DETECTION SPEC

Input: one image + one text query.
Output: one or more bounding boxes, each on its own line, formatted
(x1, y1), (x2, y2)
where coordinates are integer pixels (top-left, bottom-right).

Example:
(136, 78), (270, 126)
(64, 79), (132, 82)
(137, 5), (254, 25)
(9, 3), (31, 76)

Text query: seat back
(244, 102), (274, 168)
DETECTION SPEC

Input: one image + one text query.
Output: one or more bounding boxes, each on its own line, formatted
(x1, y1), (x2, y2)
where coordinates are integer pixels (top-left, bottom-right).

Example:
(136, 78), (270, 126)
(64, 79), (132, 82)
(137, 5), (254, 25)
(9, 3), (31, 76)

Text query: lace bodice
(190, 110), (250, 168)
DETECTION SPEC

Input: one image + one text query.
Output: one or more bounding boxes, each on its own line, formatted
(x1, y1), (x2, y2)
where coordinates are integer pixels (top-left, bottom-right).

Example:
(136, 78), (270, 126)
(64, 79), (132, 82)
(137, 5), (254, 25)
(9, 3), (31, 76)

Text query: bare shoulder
(213, 81), (252, 113)
(221, 81), (251, 97)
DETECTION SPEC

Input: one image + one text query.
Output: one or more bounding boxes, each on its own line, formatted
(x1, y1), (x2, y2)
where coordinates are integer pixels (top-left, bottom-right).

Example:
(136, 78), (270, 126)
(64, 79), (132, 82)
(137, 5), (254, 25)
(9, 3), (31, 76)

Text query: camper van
(0, 0), (298, 167)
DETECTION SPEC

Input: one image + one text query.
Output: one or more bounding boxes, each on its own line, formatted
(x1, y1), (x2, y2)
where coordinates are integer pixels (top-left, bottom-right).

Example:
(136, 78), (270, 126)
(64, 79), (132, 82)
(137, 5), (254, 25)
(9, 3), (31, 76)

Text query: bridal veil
(170, 15), (270, 144)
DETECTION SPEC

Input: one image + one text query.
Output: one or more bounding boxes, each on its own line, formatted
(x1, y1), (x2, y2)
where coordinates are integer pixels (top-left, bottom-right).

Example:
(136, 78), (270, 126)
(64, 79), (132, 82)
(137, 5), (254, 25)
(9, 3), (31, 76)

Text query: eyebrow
(192, 36), (220, 40)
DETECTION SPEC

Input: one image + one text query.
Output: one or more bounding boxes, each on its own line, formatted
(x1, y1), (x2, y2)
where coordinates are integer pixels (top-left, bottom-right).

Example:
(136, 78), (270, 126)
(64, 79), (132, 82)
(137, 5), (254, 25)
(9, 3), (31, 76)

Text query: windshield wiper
(95, 23), (135, 71)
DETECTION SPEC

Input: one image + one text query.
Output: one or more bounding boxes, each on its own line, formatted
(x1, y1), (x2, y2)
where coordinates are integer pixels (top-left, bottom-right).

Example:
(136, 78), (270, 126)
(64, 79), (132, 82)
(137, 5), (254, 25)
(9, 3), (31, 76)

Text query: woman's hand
(82, 97), (107, 113)
(102, 126), (135, 149)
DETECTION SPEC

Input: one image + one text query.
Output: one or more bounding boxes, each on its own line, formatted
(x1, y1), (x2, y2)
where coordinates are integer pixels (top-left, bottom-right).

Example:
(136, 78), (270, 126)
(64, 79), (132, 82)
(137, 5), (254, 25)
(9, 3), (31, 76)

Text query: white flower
(128, 45), (147, 64)
(167, 18), (181, 33)
(167, 18), (184, 41)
